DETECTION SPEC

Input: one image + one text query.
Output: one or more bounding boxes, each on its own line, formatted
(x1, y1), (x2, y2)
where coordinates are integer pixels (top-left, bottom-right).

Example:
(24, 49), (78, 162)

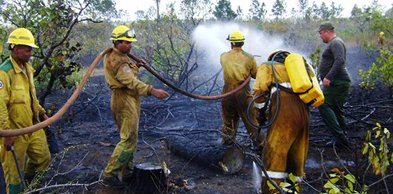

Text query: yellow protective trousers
(103, 89), (140, 178)
(221, 84), (264, 148)
(261, 91), (309, 194)
(0, 57), (51, 194)
(103, 48), (152, 179)
(0, 129), (50, 194)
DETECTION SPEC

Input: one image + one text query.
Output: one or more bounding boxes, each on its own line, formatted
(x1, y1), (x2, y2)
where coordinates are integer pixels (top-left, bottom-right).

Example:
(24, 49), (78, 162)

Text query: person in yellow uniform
(220, 31), (265, 151)
(102, 25), (169, 188)
(253, 50), (310, 193)
(0, 28), (51, 194)
(378, 31), (385, 46)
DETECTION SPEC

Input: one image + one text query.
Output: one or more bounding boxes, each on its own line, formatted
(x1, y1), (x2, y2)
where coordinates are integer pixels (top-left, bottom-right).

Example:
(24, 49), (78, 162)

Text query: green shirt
(319, 37), (351, 82)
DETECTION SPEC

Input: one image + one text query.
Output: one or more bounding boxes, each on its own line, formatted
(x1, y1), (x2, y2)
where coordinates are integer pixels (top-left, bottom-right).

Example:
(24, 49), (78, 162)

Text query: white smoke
(190, 22), (310, 89)
(191, 22), (286, 70)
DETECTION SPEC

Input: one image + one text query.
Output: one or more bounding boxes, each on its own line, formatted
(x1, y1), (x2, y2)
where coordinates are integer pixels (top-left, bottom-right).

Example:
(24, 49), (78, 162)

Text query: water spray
(252, 161), (262, 193)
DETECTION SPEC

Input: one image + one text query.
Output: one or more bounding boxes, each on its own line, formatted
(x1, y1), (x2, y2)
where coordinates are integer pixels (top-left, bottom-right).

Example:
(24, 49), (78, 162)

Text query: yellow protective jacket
(254, 62), (310, 194)
(220, 47), (264, 148)
(0, 57), (45, 130)
(220, 47), (257, 91)
(0, 57), (51, 194)
(253, 62), (290, 102)
(103, 48), (152, 178)
(104, 48), (152, 96)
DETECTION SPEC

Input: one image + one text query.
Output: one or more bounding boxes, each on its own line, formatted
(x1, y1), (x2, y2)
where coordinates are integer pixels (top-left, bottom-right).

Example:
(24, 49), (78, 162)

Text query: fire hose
(0, 48), (250, 137)
(127, 52), (251, 100)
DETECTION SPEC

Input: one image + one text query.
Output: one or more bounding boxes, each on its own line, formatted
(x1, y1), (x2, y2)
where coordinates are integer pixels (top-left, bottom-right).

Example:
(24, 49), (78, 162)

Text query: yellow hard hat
(111, 25), (137, 42)
(380, 31), (384, 35)
(227, 31), (245, 42)
(7, 28), (38, 48)
(268, 49), (290, 61)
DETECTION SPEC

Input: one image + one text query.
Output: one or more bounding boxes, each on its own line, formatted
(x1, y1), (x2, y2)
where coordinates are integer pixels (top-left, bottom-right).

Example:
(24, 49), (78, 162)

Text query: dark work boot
(222, 139), (235, 146)
(252, 140), (264, 156)
(336, 136), (350, 148)
(102, 176), (125, 189)
(122, 174), (135, 185)
(326, 136), (350, 149)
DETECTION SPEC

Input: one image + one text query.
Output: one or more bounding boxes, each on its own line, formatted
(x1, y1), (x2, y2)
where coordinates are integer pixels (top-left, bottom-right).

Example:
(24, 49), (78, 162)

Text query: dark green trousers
(318, 80), (351, 138)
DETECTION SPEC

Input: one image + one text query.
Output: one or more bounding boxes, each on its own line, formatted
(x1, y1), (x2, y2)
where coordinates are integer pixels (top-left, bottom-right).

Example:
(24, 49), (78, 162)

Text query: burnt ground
(25, 52), (393, 193)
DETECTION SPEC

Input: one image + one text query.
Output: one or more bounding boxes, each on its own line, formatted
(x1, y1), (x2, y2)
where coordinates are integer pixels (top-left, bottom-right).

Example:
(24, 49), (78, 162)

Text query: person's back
(221, 47), (256, 91)
(219, 30), (264, 152)
(253, 50), (310, 194)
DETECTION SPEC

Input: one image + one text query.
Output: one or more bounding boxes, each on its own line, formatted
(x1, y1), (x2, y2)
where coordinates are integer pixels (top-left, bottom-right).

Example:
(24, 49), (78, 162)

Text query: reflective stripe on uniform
(262, 171), (288, 179)
(271, 82), (292, 94)
(255, 103), (265, 109)
(280, 82), (292, 88)
(294, 176), (303, 182)
(262, 171), (303, 182)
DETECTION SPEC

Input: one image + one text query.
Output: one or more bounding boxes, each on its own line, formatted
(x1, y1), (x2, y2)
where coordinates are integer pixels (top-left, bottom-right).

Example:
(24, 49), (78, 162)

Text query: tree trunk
(132, 162), (167, 194)
(164, 134), (244, 174)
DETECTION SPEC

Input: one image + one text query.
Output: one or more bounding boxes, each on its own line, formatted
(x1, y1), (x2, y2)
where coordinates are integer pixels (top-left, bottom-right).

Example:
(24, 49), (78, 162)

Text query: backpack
(273, 52), (324, 107)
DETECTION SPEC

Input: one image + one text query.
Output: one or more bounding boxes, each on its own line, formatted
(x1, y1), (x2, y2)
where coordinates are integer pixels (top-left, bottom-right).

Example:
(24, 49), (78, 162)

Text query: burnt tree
(163, 130), (245, 174)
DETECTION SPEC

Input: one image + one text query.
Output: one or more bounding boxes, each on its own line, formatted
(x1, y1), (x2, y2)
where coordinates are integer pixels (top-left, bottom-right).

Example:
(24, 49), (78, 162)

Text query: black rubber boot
(102, 176), (125, 189)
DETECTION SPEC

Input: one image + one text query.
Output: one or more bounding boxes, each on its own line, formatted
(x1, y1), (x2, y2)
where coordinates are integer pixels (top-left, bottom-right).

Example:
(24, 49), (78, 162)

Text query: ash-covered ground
(26, 48), (393, 194)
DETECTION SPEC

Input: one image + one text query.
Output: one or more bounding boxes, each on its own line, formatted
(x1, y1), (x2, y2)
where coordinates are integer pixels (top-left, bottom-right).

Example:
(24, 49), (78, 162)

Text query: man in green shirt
(317, 22), (351, 148)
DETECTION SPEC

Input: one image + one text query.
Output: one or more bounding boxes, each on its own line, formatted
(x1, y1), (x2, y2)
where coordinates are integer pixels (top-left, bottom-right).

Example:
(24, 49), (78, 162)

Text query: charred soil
(28, 51), (393, 194)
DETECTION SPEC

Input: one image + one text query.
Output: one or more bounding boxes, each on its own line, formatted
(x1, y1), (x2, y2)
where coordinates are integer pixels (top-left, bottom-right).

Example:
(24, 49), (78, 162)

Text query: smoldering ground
(25, 22), (392, 194)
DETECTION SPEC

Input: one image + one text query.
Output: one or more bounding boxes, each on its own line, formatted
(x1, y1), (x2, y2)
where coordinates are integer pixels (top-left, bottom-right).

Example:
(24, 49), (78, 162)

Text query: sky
(113, 0), (392, 75)
(115, 0), (393, 20)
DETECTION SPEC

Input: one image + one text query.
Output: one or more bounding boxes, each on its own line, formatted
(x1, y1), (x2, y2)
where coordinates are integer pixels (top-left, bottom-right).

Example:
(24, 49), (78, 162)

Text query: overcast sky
(115, 0), (393, 20)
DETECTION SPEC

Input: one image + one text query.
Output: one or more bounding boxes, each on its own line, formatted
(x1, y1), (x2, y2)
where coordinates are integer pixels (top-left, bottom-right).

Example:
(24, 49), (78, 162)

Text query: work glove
(4, 137), (14, 151)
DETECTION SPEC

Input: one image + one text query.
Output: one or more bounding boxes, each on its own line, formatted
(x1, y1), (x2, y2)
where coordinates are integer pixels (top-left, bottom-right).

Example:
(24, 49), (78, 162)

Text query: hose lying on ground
(0, 48), (250, 137)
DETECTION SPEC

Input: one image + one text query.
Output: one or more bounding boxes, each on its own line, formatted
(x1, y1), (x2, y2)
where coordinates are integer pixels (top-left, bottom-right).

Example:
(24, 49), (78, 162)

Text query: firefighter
(378, 31), (385, 46)
(102, 25), (169, 188)
(0, 28), (51, 193)
(220, 31), (265, 151)
(253, 50), (310, 193)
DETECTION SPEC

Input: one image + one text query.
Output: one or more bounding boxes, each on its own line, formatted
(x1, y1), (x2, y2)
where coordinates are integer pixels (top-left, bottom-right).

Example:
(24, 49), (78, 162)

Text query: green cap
(318, 22), (334, 32)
